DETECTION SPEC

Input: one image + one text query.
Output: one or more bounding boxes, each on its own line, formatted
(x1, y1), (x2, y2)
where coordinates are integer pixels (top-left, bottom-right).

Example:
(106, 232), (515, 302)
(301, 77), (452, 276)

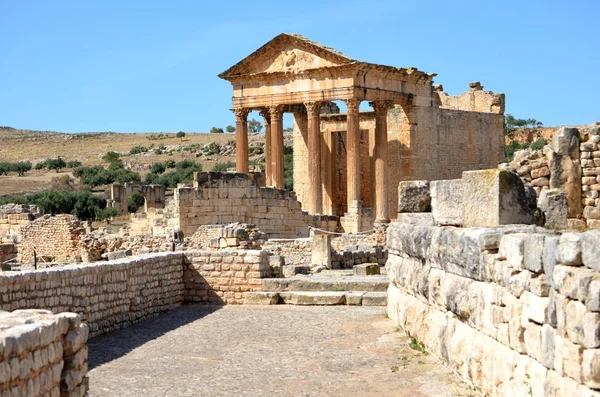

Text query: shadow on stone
(87, 304), (222, 370)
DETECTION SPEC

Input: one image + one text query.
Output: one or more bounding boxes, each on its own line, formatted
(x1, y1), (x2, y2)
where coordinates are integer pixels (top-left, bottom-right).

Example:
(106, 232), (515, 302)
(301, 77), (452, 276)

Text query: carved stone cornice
(267, 104), (284, 121)
(369, 100), (394, 116)
(233, 108), (250, 122)
(344, 98), (361, 114)
(303, 101), (321, 118)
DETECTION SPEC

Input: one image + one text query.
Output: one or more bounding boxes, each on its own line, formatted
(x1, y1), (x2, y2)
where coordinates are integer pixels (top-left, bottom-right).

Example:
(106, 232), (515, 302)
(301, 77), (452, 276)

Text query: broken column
(312, 232), (332, 269)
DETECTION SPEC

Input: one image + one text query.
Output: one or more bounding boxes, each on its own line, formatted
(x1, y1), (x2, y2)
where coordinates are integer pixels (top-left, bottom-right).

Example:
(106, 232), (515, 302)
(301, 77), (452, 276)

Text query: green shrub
(144, 160), (202, 187)
(102, 151), (121, 163)
(212, 161), (236, 172)
(66, 160), (82, 168)
(127, 191), (145, 213)
(0, 190), (108, 221)
(530, 138), (548, 151)
(151, 162), (166, 174)
(128, 145), (149, 155)
(34, 162), (45, 170)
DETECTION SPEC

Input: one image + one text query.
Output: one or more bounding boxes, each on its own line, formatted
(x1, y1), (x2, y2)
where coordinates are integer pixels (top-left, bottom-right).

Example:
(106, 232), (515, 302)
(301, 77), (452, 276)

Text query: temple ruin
(219, 33), (505, 230)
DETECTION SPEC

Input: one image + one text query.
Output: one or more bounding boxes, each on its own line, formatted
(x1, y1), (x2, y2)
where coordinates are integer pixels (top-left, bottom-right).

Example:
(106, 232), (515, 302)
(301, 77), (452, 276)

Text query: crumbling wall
(0, 309), (88, 396)
(108, 183), (165, 216)
(175, 172), (338, 238)
(17, 215), (85, 264)
(187, 223), (266, 250)
(387, 221), (600, 396)
(0, 204), (43, 243)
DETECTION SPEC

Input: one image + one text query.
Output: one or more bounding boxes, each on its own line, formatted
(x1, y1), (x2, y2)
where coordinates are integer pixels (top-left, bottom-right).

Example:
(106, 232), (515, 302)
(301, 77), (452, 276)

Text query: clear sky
(1, 0), (598, 133)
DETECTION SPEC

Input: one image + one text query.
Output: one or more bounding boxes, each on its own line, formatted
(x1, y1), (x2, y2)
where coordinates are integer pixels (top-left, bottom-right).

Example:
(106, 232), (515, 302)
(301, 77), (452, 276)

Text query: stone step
(243, 291), (387, 306)
(260, 276), (388, 293)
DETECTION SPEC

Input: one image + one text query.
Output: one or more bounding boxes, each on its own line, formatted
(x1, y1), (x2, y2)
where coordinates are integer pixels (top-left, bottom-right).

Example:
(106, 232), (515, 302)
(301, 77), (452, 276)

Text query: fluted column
(305, 101), (322, 214)
(344, 98), (361, 208)
(233, 108), (250, 173)
(370, 100), (394, 223)
(268, 105), (284, 188)
(259, 109), (272, 185)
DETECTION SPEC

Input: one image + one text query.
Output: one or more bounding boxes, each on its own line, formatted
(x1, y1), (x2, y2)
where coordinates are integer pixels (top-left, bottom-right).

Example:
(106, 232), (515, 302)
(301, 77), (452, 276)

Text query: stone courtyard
(87, 305), (473, 397)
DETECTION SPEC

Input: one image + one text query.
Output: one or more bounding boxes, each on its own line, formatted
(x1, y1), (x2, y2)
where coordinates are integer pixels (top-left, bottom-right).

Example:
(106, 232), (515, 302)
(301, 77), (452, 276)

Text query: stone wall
(175, 172), (338, 238)
(0, 309), (88, 396)
(108, 183), (165, 216)
(183, 250), (270, 304)
(0, 253), (185, 337)
(17, 215), (85, 264)
(0, 250), (273, 337)
(0, 204), (42, 244)
(387, 221), (600, 396)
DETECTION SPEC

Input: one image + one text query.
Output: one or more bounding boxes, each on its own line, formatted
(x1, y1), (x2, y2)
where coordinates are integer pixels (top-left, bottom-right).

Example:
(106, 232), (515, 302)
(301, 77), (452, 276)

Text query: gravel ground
(88, 305), (476, 397)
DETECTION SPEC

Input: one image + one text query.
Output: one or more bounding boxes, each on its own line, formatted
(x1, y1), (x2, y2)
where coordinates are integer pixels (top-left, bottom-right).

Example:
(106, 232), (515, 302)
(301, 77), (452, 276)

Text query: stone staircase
(244, 270), (388, 306)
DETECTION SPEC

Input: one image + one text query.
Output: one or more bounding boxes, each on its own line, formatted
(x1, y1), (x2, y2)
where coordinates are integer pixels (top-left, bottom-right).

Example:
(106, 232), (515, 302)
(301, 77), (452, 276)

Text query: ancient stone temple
(219, 33), (505, 231)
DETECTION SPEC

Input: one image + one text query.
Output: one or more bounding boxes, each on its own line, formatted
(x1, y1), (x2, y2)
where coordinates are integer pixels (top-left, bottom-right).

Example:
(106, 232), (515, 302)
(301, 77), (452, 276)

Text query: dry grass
(0, 127), (269, 196)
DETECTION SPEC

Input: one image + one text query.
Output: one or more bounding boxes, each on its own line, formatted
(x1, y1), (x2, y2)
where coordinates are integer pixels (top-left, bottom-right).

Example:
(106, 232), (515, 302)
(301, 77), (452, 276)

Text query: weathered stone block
(395, 213), (434, 226)
(243, 292), (279, 305)
(462, 169), (534, 227)
(311, 233), (331, 269)
(430, 179), (464, 226)
(582, 230), (600, 271)
(353, 263), (380, 276)
(538, 189), (568, 230)
(547, 149), (582, 218)
(362, 292), (387, 306)
(499, 234), (526, 270)
(557, 232), (583, 266)
(583, 349), (600, 389)
(552, 126), (580, 160)
(397, 180), (431, 213)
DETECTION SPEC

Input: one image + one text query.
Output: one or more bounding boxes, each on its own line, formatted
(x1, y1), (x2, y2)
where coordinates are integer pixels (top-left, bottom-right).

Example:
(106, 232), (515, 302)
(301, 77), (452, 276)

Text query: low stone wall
(0, 253), (185, 337)
(17, 214), (85, 264)
(184, 250), (271, 304)
(0, 309), (88, 396)
(0, 250), (273, 337)
(386, 222), (600, 396)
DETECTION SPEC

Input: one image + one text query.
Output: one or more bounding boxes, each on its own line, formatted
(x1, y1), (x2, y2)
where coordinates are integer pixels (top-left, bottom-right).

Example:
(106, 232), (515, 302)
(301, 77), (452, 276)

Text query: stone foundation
(0, 309), (88, 396)
(386, 221), (600, 396)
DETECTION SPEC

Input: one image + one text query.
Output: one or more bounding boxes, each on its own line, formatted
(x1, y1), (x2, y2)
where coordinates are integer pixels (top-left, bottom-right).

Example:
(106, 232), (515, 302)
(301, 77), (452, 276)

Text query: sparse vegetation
(127, 191), (145, 213)
(248, 119), (263, 133)
(212, 161), (236, 172)
(226, 125), (235, 133)
(0, 161), (33, 176)
(284, 146), (293, 190)
(504, 138), (548, 162)
(102, 151), (121, 164)
(144, 160), (202, 187)
(210, 127), (224, 134)
(409, 338), (427, 354)
(0, 190), (109, 221)
(128, 145), (150, 155)
(73, 163), (141, 188)
(176, 131), (186, 140)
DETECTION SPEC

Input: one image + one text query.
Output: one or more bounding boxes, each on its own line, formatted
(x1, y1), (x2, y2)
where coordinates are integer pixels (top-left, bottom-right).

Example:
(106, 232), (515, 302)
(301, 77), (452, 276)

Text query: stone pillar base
(339, 200), (374, 233)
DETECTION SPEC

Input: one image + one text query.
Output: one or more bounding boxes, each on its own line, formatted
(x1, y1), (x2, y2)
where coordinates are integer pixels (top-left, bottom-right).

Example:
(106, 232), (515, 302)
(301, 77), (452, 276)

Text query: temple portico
(220, 33), (505, 232)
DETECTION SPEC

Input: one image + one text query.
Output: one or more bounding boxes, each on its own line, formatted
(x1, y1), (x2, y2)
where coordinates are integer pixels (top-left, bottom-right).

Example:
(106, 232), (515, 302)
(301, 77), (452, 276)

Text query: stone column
(370, 100), (393, 223)
(234, 108), (250, 173)
(268, 105), (284, 188)
(344, 98), (361, 208)
(259, 109), (272, 185)
(305, 101), (322, 214)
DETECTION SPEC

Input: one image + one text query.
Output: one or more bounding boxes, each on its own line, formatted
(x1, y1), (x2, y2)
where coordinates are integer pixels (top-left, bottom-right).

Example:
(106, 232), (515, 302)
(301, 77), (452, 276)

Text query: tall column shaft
(370, 100), (393, 223)
(305, 101), (322, 214)
(259, 109), (272, 185)
(234, 108), (250, 173)
(345, 99), (361, 208)
(268, 105), (284, 188)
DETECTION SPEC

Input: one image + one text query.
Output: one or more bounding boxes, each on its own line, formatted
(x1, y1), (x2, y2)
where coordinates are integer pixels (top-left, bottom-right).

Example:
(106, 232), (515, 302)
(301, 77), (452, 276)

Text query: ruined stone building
(219, 33), (505, 231)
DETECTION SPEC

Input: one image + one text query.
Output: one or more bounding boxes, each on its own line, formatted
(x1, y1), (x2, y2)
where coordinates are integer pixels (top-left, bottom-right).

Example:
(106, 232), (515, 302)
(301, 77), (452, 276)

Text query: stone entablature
(0, 309), (89, 396)
(387, 221), (600, 396)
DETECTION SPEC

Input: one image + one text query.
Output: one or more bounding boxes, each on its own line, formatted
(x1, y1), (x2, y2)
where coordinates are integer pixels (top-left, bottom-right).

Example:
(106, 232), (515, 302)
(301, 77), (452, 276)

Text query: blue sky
(1, 0), (598, 133)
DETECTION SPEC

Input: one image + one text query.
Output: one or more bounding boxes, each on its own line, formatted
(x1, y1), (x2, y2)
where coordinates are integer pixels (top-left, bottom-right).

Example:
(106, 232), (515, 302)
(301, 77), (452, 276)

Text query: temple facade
(219, 33), (505, 232)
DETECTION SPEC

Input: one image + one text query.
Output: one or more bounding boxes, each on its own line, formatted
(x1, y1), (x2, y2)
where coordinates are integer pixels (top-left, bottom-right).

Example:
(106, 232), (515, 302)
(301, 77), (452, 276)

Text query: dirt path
(87, 305), (476, 397)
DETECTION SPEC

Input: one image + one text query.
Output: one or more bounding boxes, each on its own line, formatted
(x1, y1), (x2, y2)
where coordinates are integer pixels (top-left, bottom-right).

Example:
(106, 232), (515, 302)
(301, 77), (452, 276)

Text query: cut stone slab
(243, 292), (279, 305)
(261, 276), (388, 292)
(362, 292), (387, 306)
(282, 265), (310, 278)
(354, 263), (380, 276)
(102, 249), (132, 261)
(431, 179), (464, 226)
(552, 127), (580, 160)
(398, 180), (431, 213)
(547, 149), (582, 218)
(279, 291), (346, 305)
(462, 169), (534, 227)
(312, 233), (331, 269)
(538, 189), (568, 230)
(396, 213), (434, 226)
(344, 292), (365, 306)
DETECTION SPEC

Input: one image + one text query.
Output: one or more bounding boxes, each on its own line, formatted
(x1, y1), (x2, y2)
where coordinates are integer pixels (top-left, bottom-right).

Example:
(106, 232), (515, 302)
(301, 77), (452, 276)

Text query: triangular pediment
(219, 33), (356, 79)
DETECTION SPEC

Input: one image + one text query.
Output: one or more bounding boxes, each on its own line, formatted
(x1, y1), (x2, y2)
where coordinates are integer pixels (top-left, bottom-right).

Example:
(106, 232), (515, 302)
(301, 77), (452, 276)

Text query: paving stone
(243, 292), (279, 305)
(278, 291), (346, 305)
(362, 292), (387, 306)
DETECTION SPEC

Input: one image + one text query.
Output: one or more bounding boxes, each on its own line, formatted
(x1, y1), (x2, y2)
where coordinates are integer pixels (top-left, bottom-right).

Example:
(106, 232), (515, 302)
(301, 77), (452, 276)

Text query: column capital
(259, 108), (270, 122)
(344, 98), (361, 114)
(233, 108), (250, 122)
(267, 104), (284, 121)
(369, 100), (394, 116)
(303, 101), (322, 118)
